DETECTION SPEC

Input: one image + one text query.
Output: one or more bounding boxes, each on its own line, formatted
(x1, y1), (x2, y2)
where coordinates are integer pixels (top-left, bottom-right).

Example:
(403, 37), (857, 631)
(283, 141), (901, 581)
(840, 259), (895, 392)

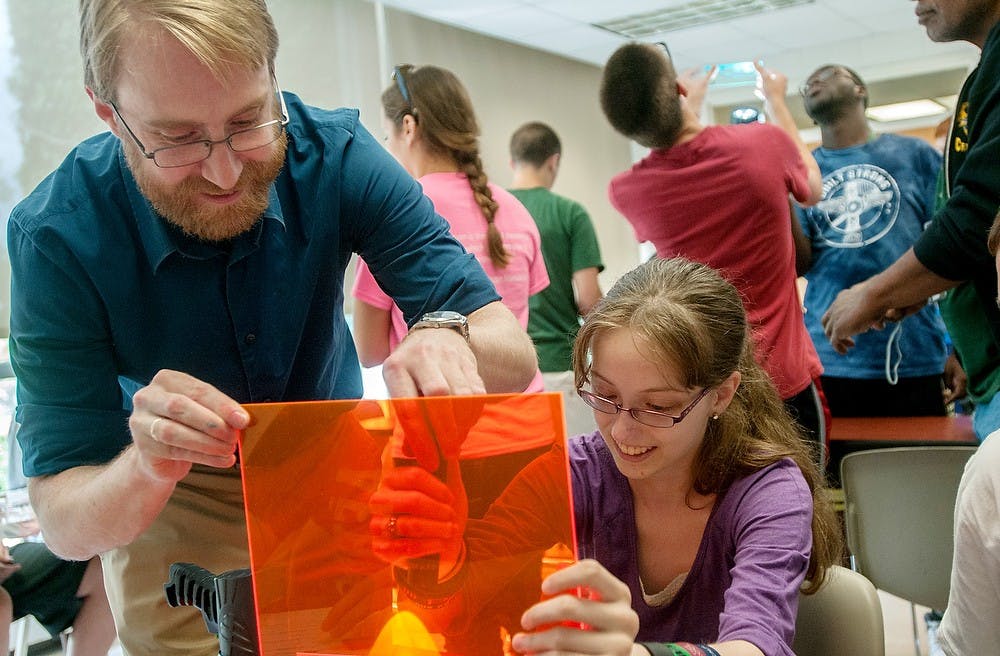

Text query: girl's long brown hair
(573, 257), (842, 591)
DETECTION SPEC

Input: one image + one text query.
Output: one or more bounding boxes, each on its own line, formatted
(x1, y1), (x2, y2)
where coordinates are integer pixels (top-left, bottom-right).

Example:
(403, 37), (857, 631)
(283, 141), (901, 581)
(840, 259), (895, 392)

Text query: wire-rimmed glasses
(577, 387), (710, 428)
(109, 76), (289, 169)
(798, 67), (850, 97)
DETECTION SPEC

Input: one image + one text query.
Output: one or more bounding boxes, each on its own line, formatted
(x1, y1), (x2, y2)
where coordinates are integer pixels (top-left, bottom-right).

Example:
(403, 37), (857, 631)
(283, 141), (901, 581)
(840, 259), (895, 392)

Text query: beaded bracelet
(640, 641), (722, 656)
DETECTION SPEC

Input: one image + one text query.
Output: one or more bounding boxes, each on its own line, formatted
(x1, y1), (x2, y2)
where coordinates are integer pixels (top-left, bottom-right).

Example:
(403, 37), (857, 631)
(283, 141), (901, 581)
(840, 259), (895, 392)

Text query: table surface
(828, 414), (977, 444)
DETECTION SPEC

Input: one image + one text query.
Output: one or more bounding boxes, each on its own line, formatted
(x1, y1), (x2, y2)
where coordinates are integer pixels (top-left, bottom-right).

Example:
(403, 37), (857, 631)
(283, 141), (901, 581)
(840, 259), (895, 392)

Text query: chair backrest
(840, 445), (976, 610)
(793, 565), (884, 656)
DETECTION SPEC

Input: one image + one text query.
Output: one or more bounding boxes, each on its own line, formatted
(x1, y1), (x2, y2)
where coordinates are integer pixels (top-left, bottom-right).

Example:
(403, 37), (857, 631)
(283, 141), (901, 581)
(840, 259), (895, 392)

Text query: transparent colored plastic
(238, 393), (575, 656)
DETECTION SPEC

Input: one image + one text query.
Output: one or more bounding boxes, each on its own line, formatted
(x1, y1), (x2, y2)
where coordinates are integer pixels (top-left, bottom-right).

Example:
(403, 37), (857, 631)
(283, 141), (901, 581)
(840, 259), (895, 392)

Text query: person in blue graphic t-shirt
(793, 63), (966, 417)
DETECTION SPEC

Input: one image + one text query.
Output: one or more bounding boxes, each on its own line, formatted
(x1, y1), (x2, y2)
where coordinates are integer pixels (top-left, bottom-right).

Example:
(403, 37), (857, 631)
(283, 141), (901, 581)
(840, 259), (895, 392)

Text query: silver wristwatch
(410, 310), (470, 343)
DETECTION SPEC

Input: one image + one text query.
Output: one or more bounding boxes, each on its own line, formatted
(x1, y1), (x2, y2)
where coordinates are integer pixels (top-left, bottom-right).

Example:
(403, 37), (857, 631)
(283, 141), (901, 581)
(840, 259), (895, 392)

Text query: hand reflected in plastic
(368, 452), (467, 574)
(391, 397), (485, 473)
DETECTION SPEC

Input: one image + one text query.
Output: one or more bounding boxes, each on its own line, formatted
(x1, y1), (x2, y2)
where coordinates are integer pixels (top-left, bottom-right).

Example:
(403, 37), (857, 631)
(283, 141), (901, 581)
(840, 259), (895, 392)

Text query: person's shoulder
(729, 457), (809, 503)
(976, 430), (1000, 463)
(611, 153), (656, 188)
(745, 121), (793, 143)
(12, 132), (122, 233)
(873, 133), (942, 168)
(961, 433), (1000, 495)
(547, 189), (588, 212)
(569, 433), (623, 491)
(489, 182), (524, 205)
(707, 122), (789, 151)
(876, 132), (937, 152)
(569, 431), (610, 463)
(283, 92), (364, 142)
(493, 184), (542, 222)
(982, 21), (1000, 59)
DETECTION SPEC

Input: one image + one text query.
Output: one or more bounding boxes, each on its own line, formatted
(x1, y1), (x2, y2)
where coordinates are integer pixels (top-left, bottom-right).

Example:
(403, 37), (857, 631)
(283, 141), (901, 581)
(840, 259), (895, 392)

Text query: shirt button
(245, 333), (256, 345)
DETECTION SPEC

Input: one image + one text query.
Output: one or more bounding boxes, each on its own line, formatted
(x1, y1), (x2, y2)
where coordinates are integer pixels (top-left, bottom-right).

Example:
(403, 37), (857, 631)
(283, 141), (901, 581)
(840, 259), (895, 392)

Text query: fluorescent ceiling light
(710, 61), (758, 88)
(594, 0), (814, 37)
(866, 99), (949, 122)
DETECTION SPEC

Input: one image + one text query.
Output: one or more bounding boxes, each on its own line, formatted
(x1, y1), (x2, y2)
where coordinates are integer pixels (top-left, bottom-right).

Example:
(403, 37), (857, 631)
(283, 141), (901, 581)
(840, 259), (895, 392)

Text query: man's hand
(0, 545), (21, 584)
(821, 283), (884, 354)
(678, 65), (716, 116)
(128, 369), (249, 483)
(754, 60), (788, 102)
(383, 326), (485, 398)
(943, 352), (969, 404)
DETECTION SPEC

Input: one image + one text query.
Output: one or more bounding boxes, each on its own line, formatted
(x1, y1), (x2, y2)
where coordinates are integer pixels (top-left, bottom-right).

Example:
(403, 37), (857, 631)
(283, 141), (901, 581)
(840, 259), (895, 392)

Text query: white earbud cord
(885, 320), (903, 385)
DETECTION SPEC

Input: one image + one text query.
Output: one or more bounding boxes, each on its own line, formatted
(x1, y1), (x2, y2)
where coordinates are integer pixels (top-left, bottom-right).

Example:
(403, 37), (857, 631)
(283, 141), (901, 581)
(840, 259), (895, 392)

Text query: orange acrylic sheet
(238, 392), (577, 656)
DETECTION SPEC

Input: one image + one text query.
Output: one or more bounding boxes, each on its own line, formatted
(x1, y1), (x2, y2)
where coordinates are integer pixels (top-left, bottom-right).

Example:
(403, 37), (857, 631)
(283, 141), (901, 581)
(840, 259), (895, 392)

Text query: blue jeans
(972, 392), (1000, 441)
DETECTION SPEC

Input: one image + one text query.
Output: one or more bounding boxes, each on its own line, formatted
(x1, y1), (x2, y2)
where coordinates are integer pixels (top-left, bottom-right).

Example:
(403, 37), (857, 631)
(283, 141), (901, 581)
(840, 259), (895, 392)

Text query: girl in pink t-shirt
(351, 64), (548, 398)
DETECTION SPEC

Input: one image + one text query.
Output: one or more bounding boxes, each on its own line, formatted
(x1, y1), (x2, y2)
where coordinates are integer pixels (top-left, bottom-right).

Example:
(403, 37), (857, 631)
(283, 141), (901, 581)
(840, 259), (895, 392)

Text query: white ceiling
(372, 0), (981, 123)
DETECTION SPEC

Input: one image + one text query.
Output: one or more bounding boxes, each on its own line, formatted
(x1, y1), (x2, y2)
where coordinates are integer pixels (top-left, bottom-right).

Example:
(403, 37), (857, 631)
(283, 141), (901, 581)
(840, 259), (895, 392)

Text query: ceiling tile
(735, 5), (868, 49)
(378, 0), (525, 23)
(531, 0), (678, 23)
(460, 6), (582, 39)
(522, 24), (628, 57)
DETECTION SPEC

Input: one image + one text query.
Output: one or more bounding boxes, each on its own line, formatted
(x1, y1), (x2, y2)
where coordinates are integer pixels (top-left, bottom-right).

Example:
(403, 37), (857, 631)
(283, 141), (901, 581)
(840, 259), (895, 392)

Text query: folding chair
(840, 445), (976, 656)
(793, 565), (884, 656)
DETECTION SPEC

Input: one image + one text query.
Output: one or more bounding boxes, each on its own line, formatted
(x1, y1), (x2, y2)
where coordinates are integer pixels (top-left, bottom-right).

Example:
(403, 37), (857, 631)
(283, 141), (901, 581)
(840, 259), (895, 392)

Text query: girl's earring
(711, 414), (720, 420)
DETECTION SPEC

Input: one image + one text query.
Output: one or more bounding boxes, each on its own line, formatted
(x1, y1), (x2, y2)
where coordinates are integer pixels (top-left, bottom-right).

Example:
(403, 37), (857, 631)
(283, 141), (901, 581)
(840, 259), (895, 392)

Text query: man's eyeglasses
(577, 387), (710, 428)
(799, 67), (851, 97)
(654, 41), (672, 60)
(110, 76), (289, 169)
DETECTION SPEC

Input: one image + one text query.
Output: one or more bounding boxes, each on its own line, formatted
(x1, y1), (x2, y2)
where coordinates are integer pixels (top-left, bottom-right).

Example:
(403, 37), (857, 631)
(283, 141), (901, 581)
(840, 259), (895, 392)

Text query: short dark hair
(509, 122), (561, 167)
(600, 43), (683, 149)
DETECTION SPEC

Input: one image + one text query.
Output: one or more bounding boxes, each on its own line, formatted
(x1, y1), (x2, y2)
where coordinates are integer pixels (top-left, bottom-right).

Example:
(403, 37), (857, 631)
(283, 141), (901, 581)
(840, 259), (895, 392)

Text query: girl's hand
(511, 559), (640, 655)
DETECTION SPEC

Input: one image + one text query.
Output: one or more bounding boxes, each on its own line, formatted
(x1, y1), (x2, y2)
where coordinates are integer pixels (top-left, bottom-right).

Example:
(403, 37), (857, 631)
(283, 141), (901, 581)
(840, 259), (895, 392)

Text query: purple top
(570, 432), (812, 655)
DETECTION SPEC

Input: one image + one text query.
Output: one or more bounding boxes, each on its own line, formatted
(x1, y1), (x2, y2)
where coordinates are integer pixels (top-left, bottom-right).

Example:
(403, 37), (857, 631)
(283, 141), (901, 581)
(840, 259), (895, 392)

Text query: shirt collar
(119, 146), (286, 272)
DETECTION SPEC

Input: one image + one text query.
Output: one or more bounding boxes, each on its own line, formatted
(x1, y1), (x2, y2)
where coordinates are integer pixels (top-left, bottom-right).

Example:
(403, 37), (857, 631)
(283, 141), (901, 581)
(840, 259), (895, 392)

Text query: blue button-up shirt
(7, 93), (498, 477)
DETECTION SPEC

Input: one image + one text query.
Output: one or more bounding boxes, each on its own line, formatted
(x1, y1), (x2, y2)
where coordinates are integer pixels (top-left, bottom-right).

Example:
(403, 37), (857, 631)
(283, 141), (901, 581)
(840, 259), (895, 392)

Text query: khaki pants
(100, 465), (249, 656)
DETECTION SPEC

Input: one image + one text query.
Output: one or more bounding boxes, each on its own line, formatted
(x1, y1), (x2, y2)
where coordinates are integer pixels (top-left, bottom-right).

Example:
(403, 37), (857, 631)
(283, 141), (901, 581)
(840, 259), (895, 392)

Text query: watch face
(413, 311), (470, 341)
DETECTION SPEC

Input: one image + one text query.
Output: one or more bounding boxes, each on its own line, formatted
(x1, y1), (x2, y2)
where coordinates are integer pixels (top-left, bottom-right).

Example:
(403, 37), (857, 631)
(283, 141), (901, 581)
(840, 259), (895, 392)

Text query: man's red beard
(125, 132), (287, 242)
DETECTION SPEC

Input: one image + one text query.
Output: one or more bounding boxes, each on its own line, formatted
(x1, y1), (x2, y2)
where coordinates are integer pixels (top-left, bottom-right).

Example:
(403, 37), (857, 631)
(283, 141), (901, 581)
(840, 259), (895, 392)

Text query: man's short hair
(600, 43), (683, 149)
(80, 0), (279, 102)
(509, 122), (561, 167)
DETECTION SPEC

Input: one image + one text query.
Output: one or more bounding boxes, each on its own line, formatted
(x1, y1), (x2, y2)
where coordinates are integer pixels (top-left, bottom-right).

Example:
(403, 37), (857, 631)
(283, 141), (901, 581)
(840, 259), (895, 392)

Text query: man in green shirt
(509, 122), (604, 436)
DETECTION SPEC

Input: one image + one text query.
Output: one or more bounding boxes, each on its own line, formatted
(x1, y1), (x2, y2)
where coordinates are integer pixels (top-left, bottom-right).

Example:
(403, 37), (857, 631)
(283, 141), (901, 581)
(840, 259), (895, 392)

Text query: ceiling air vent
(594, 0), (814, 38)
